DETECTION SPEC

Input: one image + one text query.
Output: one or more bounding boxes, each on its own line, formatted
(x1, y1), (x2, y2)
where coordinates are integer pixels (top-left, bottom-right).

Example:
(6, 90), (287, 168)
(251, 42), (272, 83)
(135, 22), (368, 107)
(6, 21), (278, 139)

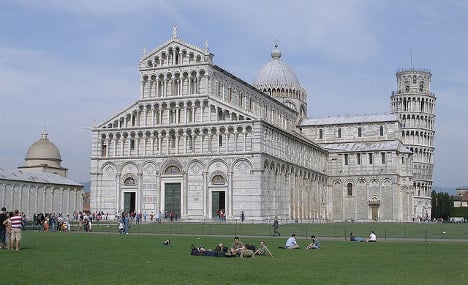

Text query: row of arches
(140, 66), (300, 133)
(413, 181), (432, 197)
(412, 163), (434, 181)
(0, 183), (82, 218)
(141, 69), (206, 98)
(143, 44), (207, 68)
(99, 124), (254, 157)
(391, 95), (435, 113)
(263, 126), (327, 172)
(400, 113), (435, 130)
(259, 86), (306, 104)
(139, 67), (299, 133)
(119, 164), (238, 188)
(211, 71), (297, 130)
(402, 130), (435, 148)
(93, 157), (255, 220)
(102, 99), (254, 130)
(263, 158), (327, 221)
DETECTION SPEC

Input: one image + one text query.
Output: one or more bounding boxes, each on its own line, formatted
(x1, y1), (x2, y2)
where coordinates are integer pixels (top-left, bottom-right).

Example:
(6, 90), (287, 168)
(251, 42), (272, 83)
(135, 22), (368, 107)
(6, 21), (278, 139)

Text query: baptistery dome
(19, 130), (67, 176)
(26, 131), (62, 162)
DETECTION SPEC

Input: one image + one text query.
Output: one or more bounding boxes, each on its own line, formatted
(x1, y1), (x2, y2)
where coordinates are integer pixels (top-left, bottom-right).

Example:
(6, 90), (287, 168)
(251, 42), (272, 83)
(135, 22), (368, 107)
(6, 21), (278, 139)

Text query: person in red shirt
(10, 210), (23, 251)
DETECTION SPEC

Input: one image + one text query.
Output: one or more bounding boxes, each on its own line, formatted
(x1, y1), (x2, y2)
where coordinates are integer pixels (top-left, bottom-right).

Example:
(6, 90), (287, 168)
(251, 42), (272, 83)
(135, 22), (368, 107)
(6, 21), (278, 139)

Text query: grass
(2, 223), (467, 284)
(88, 220), (468, 240)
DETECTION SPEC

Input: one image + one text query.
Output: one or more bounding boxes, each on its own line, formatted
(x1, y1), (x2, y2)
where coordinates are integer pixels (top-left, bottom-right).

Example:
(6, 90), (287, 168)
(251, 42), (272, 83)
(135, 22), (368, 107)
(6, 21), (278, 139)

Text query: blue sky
(1, 0), (467, 188)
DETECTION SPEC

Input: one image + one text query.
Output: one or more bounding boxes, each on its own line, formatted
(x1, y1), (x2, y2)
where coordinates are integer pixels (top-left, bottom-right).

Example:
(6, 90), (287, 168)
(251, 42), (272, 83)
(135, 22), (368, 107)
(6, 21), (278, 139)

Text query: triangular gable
(96, 101), (139, 129)
(139, 33), (213, 68)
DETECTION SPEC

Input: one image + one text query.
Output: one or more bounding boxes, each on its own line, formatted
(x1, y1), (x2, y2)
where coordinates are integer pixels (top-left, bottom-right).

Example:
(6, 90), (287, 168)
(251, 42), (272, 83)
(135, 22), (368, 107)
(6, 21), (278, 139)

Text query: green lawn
(88, 220), (468, 240)
(2, 223), (467, 284)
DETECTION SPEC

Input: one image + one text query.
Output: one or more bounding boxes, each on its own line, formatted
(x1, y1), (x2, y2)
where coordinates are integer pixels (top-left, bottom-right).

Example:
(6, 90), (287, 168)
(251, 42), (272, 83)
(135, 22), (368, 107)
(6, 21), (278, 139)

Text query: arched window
(379, 126), (384, 136)
(124, 177), (136, 186)
(357, 127), (362, 137)
(337, 127), (342, 138)
(165, 165), (181, 175)
(212, 175), (225, 185)
(347, 183), (353, 196)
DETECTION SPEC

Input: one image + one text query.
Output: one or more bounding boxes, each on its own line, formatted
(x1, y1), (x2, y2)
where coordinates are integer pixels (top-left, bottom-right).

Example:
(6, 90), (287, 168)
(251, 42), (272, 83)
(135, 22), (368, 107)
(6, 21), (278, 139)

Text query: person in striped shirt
(10, 210), (23, 251)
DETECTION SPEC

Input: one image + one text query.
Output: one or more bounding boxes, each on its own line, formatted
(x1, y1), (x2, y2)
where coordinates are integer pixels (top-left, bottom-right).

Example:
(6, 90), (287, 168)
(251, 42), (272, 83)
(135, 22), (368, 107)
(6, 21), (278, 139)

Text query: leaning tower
(391, 68), (436, 220)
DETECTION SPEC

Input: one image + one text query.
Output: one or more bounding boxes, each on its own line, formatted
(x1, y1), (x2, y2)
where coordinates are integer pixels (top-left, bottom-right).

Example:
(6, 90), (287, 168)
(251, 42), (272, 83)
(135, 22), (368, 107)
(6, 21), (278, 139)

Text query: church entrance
(164, 183), (181, 219)
(371, 205), (379, 221)
(211, 191), (225, 219)
(123, 192), (136, 214)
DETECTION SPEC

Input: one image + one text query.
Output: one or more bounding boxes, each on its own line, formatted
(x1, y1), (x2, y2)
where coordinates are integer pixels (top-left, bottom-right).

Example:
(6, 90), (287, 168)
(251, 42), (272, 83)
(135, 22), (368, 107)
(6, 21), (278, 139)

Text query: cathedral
(90, 28), (435, 222)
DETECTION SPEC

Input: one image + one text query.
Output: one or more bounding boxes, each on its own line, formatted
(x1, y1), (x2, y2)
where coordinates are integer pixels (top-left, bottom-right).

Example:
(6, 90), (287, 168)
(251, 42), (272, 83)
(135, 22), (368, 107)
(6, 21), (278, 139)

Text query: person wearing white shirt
(285, 233), (300, 249)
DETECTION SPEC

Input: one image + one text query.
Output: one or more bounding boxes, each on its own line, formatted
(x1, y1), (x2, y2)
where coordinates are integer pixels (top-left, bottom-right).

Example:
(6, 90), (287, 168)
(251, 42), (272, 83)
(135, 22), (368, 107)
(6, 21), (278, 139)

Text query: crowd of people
(191, 236), (273, 258)
(190, 232), (326, 258)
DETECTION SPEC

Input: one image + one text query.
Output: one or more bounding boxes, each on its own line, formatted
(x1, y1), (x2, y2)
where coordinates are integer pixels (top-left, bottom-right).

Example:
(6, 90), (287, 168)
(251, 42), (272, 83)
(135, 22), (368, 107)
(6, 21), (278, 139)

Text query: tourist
(230, 236), (245, 255)
(272, 217), (280, 236)
(349, 232), (366, 242)
(44, 214), (50, 232)
(10, 209), (23, 251)
(2, 212), (12, 249)
(368, 231), (377, 242)
(0, 207), (6, 249)
(255, 241), (273, 257)
(213, 243), (228, 257)
(306, 235), (320, 249)
(285, 233), (300, 249)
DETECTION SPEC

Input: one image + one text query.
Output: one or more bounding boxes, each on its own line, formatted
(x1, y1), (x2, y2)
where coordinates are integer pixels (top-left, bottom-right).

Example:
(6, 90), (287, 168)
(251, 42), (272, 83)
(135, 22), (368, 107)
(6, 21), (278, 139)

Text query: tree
(431, 191), (454, 220)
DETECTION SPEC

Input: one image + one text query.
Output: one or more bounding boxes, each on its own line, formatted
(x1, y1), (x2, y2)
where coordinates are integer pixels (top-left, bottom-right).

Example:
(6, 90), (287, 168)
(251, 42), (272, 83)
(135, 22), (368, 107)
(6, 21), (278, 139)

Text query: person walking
(10, 210), (23, 251)
(272, 216), (280, 236)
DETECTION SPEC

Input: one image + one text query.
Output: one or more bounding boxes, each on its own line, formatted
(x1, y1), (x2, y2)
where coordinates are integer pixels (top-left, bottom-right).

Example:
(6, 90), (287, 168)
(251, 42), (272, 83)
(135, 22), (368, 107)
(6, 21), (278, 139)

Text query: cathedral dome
(25, 131), (62, 166)
(253, 44), (302, 90)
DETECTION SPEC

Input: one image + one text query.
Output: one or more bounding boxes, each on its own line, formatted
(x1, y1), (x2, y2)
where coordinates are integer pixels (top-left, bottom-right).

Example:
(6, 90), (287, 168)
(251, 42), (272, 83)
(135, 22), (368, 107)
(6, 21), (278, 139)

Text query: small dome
(253, 44), (301, 90)
(25, 131), (62, 162)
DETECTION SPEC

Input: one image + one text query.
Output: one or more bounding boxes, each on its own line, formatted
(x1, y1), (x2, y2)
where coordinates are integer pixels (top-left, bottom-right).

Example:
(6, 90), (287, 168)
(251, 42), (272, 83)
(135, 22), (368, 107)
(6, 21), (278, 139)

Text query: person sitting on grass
(368, 231), (377, 242)
(230, 236), (245, 256)
(306, 235), (320, 249)
(285, 233), (300, 249)
(255, 241), (273, 257)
